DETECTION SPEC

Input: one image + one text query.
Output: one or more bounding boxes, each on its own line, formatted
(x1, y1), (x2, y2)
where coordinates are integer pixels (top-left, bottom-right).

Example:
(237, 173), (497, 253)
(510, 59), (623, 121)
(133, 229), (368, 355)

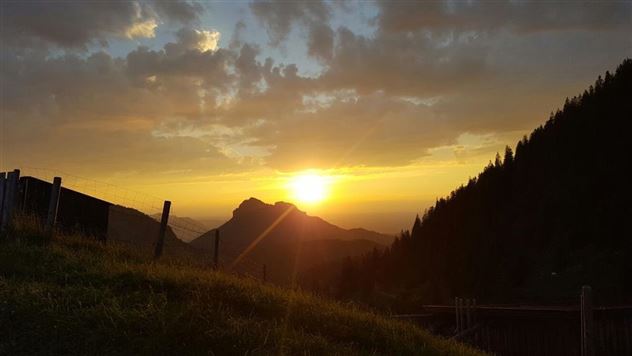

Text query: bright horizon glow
(13, 133), (517, 233)
(289, 172), (330, 204)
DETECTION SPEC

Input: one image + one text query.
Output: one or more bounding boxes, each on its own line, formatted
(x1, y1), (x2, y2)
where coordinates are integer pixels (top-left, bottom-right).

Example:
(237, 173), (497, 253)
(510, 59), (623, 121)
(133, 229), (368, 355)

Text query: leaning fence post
(213, 229), (220, 269)
(46, 177), (62, 234)
(154, 200), (171, 259)
(581, 285), (594, 356)
(1, 170), (19, 232)
(0, 172), (6, 229)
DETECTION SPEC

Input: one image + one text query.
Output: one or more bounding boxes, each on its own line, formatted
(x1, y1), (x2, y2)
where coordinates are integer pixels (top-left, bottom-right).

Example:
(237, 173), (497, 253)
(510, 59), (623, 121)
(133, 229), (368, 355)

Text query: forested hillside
(336, 59), (632, 307)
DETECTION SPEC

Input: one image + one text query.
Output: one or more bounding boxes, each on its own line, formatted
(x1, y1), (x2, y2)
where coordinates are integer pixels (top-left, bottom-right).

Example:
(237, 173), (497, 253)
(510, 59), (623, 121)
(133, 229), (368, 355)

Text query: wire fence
(13, 167), (268, 280)
(20, 166), (164, 215)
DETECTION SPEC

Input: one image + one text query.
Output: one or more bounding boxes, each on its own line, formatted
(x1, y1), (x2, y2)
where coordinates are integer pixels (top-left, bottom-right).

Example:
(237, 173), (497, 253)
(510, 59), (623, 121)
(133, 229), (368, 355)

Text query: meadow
(0, 218), (483, 356)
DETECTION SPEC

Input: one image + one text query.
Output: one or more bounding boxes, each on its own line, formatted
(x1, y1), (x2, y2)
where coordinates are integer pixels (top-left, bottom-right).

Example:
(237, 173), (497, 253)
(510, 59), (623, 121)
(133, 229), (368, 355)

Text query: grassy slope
(0, 226), (483, 356)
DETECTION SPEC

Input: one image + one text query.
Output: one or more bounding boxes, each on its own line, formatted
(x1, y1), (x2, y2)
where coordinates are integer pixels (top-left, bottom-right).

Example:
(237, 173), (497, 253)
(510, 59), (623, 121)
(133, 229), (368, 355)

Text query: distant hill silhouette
(108, 205), (202, 260)
(149, 214), (211, 242)
(333, 59), (632, 308)
(190, 198), (393, 284)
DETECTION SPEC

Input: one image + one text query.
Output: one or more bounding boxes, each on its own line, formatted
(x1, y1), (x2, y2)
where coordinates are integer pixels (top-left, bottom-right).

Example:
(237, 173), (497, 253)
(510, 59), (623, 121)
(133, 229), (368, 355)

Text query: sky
(1, 0), (631, 233)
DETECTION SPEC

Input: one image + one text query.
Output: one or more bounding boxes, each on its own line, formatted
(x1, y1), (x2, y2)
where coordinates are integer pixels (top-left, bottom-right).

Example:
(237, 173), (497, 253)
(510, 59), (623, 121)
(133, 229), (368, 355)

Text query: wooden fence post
(456, 297), (462, 333)
(1, 170), (19, 231)
(0, 172), (6, 229)
(46, 177), (62, 233)
(581, 285), (594, 356)
(21, 177), (29, 212)
(154, 200), (171, 259)
(466, 298), (473, 330)
(214, 229), (220, 269)
(461, 297), (466, 331)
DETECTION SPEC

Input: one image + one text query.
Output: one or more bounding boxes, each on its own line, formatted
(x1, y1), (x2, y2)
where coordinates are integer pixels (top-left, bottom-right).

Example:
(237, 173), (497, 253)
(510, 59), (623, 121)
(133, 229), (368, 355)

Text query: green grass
(0, 220), (484, 356)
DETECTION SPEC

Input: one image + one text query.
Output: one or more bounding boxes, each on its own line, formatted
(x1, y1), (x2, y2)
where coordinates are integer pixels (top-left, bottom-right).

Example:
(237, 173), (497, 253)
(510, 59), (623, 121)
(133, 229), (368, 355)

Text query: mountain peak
(241, 197), (266, 207)
(274, 201), (297, 210)
(233, 197), (267, 216)
(190, 197), (395, 284)
(233, 198), (301, 216)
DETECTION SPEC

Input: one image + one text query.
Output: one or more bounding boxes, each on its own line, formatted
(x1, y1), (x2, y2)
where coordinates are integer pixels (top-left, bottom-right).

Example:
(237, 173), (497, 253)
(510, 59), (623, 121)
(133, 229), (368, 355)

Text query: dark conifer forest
(329, 59), (632, 308)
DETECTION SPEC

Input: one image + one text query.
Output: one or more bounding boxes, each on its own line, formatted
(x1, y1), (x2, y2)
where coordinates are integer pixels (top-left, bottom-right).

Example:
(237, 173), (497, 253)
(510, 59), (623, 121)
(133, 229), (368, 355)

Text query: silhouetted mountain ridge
(108, 205), (202, 260)
(149, 213), (210, 242)
(190, 198), (393, 283)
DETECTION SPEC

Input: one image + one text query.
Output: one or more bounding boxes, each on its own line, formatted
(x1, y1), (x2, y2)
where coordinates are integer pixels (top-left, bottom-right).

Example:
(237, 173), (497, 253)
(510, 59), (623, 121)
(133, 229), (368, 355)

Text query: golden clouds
(194, 30), (221, 52)
(124, 18), (158, 39)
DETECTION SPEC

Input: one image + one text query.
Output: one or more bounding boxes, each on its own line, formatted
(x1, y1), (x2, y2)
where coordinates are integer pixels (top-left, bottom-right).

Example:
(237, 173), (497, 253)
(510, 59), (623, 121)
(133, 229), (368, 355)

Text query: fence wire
(16, 166), (268, 281)
(20, 167), (164, 215)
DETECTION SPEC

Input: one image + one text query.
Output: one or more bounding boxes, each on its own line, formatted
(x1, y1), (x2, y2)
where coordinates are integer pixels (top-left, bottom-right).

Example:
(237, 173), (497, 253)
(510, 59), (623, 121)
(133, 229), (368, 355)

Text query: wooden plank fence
(1, 170), (64, 237)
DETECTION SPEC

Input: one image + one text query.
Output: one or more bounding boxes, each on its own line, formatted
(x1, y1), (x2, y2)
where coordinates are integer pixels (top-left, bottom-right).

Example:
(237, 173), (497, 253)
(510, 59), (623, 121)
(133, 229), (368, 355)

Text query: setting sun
(289, 173), (330, 204)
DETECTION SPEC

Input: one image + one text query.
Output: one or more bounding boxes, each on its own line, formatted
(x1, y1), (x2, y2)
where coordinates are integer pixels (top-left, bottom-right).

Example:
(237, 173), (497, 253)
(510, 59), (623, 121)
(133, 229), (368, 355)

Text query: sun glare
(289, 173), (329, 204)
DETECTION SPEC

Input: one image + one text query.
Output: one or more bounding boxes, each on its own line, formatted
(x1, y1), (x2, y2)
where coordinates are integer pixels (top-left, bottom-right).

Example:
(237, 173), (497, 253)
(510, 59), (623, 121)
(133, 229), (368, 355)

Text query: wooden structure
(395, 288), (632, 356)
(14, 175), (110, 240)
(214, 229), (220, 268)
(153, 200), (171, 259)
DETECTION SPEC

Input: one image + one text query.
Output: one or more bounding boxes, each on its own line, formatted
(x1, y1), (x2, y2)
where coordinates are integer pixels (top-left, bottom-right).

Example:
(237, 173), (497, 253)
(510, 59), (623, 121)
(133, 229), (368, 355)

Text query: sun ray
(229, 204), (295, 270)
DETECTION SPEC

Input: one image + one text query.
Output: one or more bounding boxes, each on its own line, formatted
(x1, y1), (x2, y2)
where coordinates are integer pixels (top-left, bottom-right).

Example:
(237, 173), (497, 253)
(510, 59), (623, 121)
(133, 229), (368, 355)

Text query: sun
(289, 173), (329, 204)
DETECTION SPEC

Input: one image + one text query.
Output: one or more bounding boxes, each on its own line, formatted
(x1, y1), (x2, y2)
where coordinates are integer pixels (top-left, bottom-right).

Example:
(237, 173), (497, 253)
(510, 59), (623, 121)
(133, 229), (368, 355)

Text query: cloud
(317, 27), (490, 96)
(152, 0), (204, 24)
(169, 27), (222, 53)
(1, 28), (240, 176)
(125, 30), (233, 104)
(375, 0), (632, 34)
(0, 0), (204, 49)
(307, 23), (334, 63)
(234, 43), (264, 91)
(248, 92), (449, 169)
(5, 119), (236, 177)
(195, 30), (222, 52)
(250, 0), (331, 46)
(2, 0), (631, 178)
(124, 18), (159, 39)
